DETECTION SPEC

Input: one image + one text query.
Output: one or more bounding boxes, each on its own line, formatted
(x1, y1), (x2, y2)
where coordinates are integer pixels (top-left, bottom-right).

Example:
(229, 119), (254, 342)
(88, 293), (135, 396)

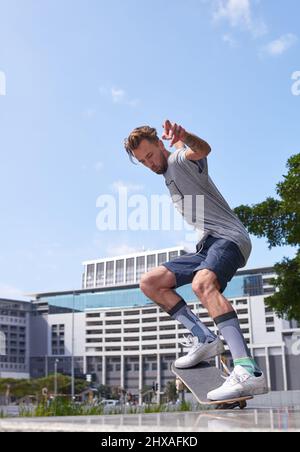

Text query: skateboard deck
(171, 362), (253, 410)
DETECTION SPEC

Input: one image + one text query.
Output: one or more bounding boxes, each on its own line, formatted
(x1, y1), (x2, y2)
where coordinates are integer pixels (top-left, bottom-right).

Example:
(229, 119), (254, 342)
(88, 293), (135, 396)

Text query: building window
(86, 264), (95, 288)
(263, 278), (275, 285)
(147, 255), (156, 272)
(126, 258), (135, 284)
(243, 275), (263, 296)
(0, 331), (6, 356)
(116, 260), (125, 285)
(264, 288), (276, 295)
(96, 263), (105, 287)
(169, 251), (179, 260)
(105, 261), (114, 286)
(158, 253), (167, 266)
(136, 256), (145, 282)
(267, 327), (275, 333)
(52, 324), (65, 355)
(266, 317), (275, 324)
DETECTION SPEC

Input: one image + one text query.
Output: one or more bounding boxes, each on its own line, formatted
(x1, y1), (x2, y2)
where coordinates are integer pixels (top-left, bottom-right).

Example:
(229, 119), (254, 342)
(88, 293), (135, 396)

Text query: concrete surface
(0, 409), (299, 432)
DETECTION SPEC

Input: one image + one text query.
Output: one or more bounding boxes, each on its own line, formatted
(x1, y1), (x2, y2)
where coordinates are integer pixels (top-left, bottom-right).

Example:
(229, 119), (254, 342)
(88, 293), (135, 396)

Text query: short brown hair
(124, 126), (159, 164)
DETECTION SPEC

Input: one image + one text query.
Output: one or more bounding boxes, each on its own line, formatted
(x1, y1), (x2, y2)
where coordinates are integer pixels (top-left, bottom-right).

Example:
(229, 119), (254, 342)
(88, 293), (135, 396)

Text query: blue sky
(0, 0), (299, 298)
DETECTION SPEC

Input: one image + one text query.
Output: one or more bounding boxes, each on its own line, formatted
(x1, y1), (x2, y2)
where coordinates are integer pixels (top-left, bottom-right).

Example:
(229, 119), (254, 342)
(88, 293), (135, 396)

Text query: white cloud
(261, 34), (298, 57)
(222, 33), (238, 47)
(214, 0), (251, 27)
(110, 180), (144, 193)
(213, 0), (268, 37)
(111, 88), (126, 104)
(99, 85), (140, 108)
(0, 283), (30, 301)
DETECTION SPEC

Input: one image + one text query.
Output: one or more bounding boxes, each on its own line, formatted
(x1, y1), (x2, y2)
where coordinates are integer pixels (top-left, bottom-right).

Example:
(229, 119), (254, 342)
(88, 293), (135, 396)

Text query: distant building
(82, 246), (186, 289)
(1, 247), (299, 405)
(0, 299), (31, 379)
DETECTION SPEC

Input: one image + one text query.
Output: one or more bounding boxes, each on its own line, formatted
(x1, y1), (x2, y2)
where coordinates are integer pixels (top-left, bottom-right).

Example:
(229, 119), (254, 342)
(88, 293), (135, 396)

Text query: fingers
(162, 119), (172, 140)
(162, 120), (186, 146)
(170, 124), (185, 147)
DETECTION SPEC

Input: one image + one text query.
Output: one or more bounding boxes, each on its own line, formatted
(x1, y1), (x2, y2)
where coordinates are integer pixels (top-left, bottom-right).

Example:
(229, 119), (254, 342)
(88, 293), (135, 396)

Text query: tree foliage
(0, 374), (89, 400)
(234, 153), (300, 321)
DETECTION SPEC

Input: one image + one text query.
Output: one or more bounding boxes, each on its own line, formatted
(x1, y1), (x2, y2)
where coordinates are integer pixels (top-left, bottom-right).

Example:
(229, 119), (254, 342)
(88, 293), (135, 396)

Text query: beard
(155, 154), (169, 174)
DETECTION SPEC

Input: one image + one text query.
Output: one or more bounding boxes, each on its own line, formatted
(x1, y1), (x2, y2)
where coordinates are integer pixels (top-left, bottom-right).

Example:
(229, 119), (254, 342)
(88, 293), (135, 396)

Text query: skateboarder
(124, 120), (267, 401)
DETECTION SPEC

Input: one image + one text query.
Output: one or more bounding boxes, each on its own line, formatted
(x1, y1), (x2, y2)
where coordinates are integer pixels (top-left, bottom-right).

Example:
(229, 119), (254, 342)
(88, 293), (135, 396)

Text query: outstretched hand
(162, 120), (187, 147)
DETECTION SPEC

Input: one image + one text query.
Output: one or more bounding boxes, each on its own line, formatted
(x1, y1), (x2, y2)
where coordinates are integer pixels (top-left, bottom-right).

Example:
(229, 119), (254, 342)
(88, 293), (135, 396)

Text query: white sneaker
(174, 336), (225, 369)
(207, 365), (269, 401)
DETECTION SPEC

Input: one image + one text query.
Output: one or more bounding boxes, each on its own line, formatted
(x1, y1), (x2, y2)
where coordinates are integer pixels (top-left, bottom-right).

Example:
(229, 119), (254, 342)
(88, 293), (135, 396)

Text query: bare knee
(192, 269), (221, 306)
(140, 266), (176, 297)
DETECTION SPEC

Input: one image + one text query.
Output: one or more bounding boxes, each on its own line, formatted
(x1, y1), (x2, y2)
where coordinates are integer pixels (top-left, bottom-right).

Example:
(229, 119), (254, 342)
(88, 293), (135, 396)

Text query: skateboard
(171, 362), (253, 410)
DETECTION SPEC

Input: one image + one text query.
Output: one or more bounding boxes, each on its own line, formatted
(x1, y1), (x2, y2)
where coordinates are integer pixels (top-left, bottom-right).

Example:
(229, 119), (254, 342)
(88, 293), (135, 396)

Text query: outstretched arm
(162, 120), (211, 161)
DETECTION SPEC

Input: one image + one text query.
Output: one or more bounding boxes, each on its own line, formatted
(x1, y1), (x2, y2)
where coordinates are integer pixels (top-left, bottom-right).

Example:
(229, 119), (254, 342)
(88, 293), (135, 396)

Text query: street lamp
(71, 291), (80, 400)
(71, 293), (75, 401)
(71, 292), (81, 401)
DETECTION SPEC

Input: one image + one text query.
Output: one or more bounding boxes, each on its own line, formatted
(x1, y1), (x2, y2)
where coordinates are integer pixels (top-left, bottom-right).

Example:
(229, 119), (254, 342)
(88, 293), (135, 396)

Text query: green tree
(98, 384), (113, 400)
(234, 153), (300, 321)
(0, 374), (89, 401)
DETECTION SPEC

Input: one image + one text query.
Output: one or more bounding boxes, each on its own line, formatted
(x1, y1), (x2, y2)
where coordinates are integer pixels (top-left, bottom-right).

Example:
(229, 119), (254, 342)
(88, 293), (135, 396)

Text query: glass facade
(37, 273), (266, 313)
(243, 275), (264, 296)
(42, 289), (153, 312)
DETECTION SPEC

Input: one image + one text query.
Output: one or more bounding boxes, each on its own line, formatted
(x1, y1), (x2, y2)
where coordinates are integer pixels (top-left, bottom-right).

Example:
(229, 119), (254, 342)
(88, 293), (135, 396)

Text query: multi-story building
(30, 308), (86, 379)
(82, 246), (186, 289)
(1, 247), (299, 404)
(29, 249), (300, 403)
(0, 299), (31, 379)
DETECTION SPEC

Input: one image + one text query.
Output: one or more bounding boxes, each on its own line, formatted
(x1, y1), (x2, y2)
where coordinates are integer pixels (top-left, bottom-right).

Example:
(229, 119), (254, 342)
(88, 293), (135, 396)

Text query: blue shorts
(162, 235), (246, 293)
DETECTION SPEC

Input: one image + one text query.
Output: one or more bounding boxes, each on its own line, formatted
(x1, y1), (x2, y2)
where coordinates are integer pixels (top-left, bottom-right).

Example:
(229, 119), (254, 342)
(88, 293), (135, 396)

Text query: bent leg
(139, 266), (181, 312)
(140, 266), (216, 344)
(192, 269), (251, 359)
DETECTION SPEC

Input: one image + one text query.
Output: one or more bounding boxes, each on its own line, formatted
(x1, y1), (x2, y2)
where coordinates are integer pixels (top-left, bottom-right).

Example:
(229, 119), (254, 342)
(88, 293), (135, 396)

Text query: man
(124, 120), (267, 401)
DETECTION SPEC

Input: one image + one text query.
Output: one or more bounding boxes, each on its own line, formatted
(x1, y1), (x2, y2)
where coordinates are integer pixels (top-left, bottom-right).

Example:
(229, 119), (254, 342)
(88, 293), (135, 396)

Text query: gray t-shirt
(163, 148), (252, 265)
